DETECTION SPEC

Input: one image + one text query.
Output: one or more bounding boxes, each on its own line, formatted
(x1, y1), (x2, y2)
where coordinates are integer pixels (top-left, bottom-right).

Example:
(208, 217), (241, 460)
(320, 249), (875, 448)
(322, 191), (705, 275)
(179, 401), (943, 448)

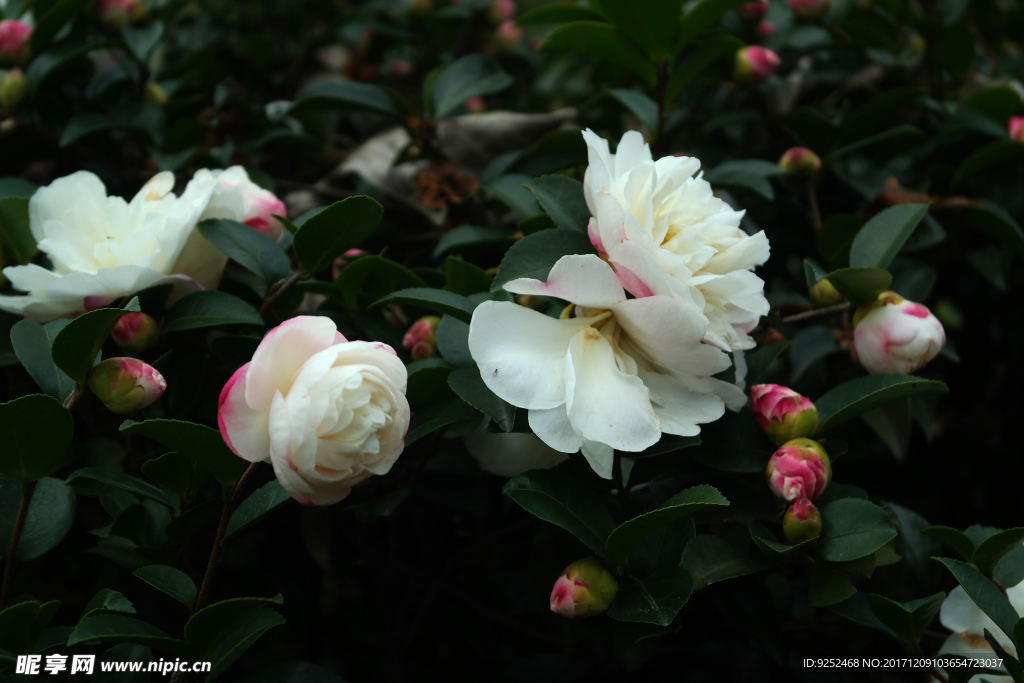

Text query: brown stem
(807, 181), (822, 232)
(62, 384), (83, 411)
(1, 481), (36, 609)
(192, 462), (261, 612)
(258, 271), (303, 317)
(780, 302), (850, 323)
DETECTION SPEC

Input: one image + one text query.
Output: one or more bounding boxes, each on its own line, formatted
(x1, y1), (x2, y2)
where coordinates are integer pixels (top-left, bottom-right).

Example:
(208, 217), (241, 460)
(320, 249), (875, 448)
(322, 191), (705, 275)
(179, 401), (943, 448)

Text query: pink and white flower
(218, 316), (410, 506)
(188, 166), (287, 240)
(751, 384), (821, 445)
(852, 292), (945, 375)
(765, 438), (831, 501)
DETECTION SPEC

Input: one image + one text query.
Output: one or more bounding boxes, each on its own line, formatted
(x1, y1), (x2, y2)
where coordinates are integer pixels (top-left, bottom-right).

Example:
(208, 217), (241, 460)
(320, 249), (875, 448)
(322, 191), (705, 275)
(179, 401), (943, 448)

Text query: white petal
(640, 370), (724, 436)
(503, 254), (626, 308)
(528, 406), (583, 453)
(465, 422), (570, 477)
(581, 439), (614, 480)
(246, 316), (340, 412)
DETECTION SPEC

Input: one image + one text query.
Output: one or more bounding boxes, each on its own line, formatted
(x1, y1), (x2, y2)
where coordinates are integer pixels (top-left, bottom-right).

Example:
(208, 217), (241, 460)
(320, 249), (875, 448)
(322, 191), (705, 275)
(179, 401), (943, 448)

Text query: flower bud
(0, 68), (26, 113)
(402, 316), (440, 361)
(736, 0), (767, 22)
(766, 438), (831, 502)
(789, 0), (830, 20)
(96, 0), (147, 29)
(809, 278), (843, 308)
(332, 249), (368, 280)
(494, 19), (523, 47)
(87, 358), (167, 414)
(111, 312), (160, 353)
(751, 384), (821, 446)
(549, 558), (618, 618)
(851, 291), (945, 375)
(734, 46), (780, 84)
(1010, 116), (1024, 143)
(779, 147), (822, 179)
(465, 96), (486, 114)
(489, 0), (516, 23)
(388, 59), (413, 78)
(0, 20), (32, 65)
(144, 81), (168, 106)
(758, 20), (775, 38)
(783, 499), (822, 544)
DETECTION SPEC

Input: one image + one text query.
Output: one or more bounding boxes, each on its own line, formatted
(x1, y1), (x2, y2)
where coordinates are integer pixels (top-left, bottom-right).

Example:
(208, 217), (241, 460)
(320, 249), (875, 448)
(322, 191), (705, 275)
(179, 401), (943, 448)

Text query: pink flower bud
(95, 0), (147, 29)
(87, 358), (167, 415)
(465, 96), (486, 114)
(783, 499), (822, 543)
(1009, 116), (1024, 143)
(111, 312), (160, 353)
(766, 438), (831, 502)
(332, 249), (368, 280)
(244, 193), (287, 240)
(758, 20), (775, 38)
(0, 68), (26, 113)
(736, 0), (767, 22)
(388, 59), (413, 78)
(809, 278), (843, 308)
(851, 291), (945, 375)
(789, 0), (830, 20)
(778, 146), (822, 178)
(734, 46), (780, 84)
(0, 20), (32, 65)
(751, 384), (821, 446)
(402, 316), (441, 360)
(489, 0), (517, 23)
(549, 558), (618, 618)
(494, 20), (523, 47)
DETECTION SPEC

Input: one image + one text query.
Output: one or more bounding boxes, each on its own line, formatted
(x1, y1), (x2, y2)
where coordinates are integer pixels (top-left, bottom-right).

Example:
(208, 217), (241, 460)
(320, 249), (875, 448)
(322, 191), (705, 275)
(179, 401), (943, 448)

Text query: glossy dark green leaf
(448, 367), (514, 432)
(442, 256), (492, 296)
(0, 600), (59, 655)
(0, 475), (76, 560)
(223, 480), (292, 545)
(491, 228), (596, 292)
(866, 592), (944, 649)
(675, 0), (748, 53)
(67, 467), (178, 510)
(606, 567), (693, 626)
(11, 319), (74, 401)
(807, 564), (856, 607)
(31, 0), (87, 51)
(430, 54), (514, 119)
(705, 160), (786, 202)
(517, 4), (604, 24)
(292, 197), (383, 275)
(60, 102), (166, 147)
(164, 291), (263, 332)
(51, 297), (140, 385)
(817, 499), (897, 562)
(120, 419), (244, 487)
(502, 467), (616, 560)
(506, 129), (589, 177)
(680, 535), (767, 590)
(973, 528), (1024, 578)
(817, 214), (861, 269)
(335, 255), (426, 309)
(829, 125), (925, 158)
(68, 614), (190, 656)
(522, 175), (590, 232)
(0, 394), (73, 482)
(953, 140), (1024, 189)
(184, 596), (286, 679)
(744, 341), (791, 385)
(485, 174), (540, 217)
(748, 521), (817, 557)
(26, 39), (117, 94)
(665, 32), (742, 102)
(606, 486), (729, 568)
(825, 267), (892, 307)
(404, 398), (480, 445)
(432, 226), (513, 259)
(540, 21), (657, 84)
(790, 325), (838, 384)
(849, 204), (929, 270)
(965, 201), (1024, 259)
(598, 0), (681, 58)
(632, 434), (701, 457)
(122, 20), (164, 61)
(199, 219), (290, 293)
(290, 81), (404, 119)
(608, 89), (658, 130)
(141, 453), (192, 504)
(816, 374), (948, 432)
(934, 558), (1019, 643)
(79, 589), (136, 622)
(885, 503), (942, 585)
(0, 196), (36, 264)
(134, 565), (198, 611)
(371, 287), (476, 324)
(982, 630), (1024, 683)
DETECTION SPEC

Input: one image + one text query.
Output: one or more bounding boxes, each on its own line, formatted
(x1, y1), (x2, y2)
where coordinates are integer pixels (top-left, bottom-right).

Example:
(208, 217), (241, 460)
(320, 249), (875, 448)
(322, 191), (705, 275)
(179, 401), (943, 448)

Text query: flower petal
(217, 363), (271, 462)
(528, 406), (583, 453)
(640, 369), (724, 437)
(245, 316), (340, 412)
(503, 254), (626, 308)
(581, 439), (614, 480)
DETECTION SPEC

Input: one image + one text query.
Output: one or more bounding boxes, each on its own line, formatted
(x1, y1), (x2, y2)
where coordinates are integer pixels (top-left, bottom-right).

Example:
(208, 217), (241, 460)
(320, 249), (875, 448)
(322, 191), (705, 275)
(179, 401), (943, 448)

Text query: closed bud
(809, 278), (843, 308)
(779, 147), (822, 178)
(87, 358), (167, 414)
(789, 0), (830, 20)
(465, 96), (486, 114)
(766, 438), (831, 502)
(1010, 116), (1024, 143)
(751, 384), (821, 446)
(403, 316), (441, 361)
(0, 20), (32, 65)
(489, 0), (516, 23)
(144, 81), (167, 106)
(549, 557), (618, 618)
(111, 312), (160, 353)
(758, 20), (775, 38)
(852, 291), (945, 375)
(96, 0), (147, 29)
(736, 0), (767, 21)
(734, 46), (780, 84)
(783, 499), (822, 543)
(332, 249), (368, 280)
(0, 68), (26, 113)
(494, 19), (522, 47)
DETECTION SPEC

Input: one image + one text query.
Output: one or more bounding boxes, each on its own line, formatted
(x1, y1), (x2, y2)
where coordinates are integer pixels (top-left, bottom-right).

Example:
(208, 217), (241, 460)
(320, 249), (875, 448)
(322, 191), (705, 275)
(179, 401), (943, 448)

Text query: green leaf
(934, 558), (1019, 644)
(502, 467), (616, 560)
(606, 567), (693, 626)
(965, 200), (1024, 259)
(371, 287), (476, 324)
(866, 593), (945, 649)
(26, 38), (117, 95)
(448, 367), (514, 432)
(292, 197), (383, 275)
(347, 489), (412, 522)
(816, 499), (898, 562)
(522, 175), (590, 232)
(120, 419), (244, 487)
(0, 177), (38, 199)
(491, 229), (596, 292)
(0, 394), (73, 483)
(598, 0), (681, 59)
(0, 476), (76, 561)
(199, 219), (290, 294)
(973, 528), (1024, 578)
(815, 374), (949, 432)
(334, 255), (426, 310)
(122, 20), (164, 61)
(79, 589), (135, 621)
(680, 535), (768, 590)
(485, 174), (540, 217)
(666, 32), (743, 102)
(848, 204), (929, 270)
(540, 21), (657, 84)
(60, 102), (166, 147)
(807, 564), (856, 607)
(51, 297), (140, 385)
(185, 596), (286, 680)
(825, 267), (892, 307)
(442, 256), (492, 296)
(0, 600), (59, 655)
(983, 630), (1024, 683)
(953, 140), (1024, 189)
(31, 0), (87, 51)
(164, 291), (263, 332)
(404, 398), (480, 445)
(134, 565), (198, 612)
(608, 89), (658, 130)
(817, 214), (862, 269)
(432, 226), (513, 259)
(606, 486), (729, 568)
(68, 614), (190, 656)
(141, 452), (192, 504)
(704, 160), (786, 202)
(430, 54), (514, 119)
(517, 4), (604, 24)
(790, 325), (838, 384)
(744, 341), (791, 385)
(223, 480), (292, 545)
(748, 521), (817, 557)
(0, 196), (37, 264)
(10, 319), (74, 401)
(836, 87), (925, 146)
(67, 467), (178, 510)
(290, 81), (405, 119)
(675, 0), (749, 53)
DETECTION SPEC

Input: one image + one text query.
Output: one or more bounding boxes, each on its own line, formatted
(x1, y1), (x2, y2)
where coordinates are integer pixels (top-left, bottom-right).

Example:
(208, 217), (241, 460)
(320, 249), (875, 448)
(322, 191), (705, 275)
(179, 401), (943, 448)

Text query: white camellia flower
(934, 582), (1024, 682)
(468, 254), (743, 479)
(582, 129), (771, 353)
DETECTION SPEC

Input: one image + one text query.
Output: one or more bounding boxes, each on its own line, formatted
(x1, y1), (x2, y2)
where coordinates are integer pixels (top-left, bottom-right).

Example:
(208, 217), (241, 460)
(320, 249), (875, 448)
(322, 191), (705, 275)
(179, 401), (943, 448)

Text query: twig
(0, 481), (36, 609)
(780, 302), (850, 323)
(62, 384), (83, 411)
(807, 182), (822, 232)
(258, 271), (303, 317)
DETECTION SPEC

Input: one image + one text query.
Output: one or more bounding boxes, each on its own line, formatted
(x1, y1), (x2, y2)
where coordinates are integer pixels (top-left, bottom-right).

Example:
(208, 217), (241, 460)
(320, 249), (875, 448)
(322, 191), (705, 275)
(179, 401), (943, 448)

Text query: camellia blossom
(852, 291), (945, 375)
(936, 582), (1024, 681)
(734, 46), (780, 84)
(0, 20), (32, 64)
(1010, 116), (1024, 143)
(218, 316), (410, 506)
(189, 166), (287, 240)
(783, 499), (822, 544)
(549, 558), (618, 618)
(111, 311), (160, 353)
(468, 254), (743, 479)
(583, 129), (771, 353)
(750, 383), (821, 446)
(87, 357), (167, 415)
(765, 438), (831, 502)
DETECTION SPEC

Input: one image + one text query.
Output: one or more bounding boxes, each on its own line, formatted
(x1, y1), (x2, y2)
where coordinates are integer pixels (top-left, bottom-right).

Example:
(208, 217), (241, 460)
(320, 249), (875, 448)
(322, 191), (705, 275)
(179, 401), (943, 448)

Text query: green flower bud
(809, 278), (843, 308)
(783, 499), (822, 543)
(0, 68), (26, 113)
(87, 357), (166, 415)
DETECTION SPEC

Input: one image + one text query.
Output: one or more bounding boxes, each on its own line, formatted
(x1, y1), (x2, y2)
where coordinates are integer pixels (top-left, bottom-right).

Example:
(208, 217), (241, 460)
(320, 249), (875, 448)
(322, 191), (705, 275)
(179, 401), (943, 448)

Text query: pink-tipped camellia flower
(112, 312), (161, 353)
(1009, 116), (1024, 143)
(549, 558), (618, 618)
(96, 0), (147, 29)
(736, 0), (768, 22)
(0, 20), (32, 65)
(783, 498), (822, 543)
(766, 438), (831, 502)
(403, 316), (441, 361)
(852, 291), (945, 375)
(750, 384), (821, 446)
(190, 166), (288, 240)
(87, 357), (167, 414)
(790, 0), (830, 20)
(778, 147), (822, 178)
(734, 46), (780, 84)
(218, 316), (410, 506)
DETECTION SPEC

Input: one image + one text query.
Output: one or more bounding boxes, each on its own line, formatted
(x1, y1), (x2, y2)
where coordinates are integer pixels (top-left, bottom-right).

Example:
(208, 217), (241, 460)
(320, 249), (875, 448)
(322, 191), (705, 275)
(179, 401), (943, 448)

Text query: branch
(258, 271), (304, 317)
(780, 302), (850, 323)
(0, 481), (36, 609)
